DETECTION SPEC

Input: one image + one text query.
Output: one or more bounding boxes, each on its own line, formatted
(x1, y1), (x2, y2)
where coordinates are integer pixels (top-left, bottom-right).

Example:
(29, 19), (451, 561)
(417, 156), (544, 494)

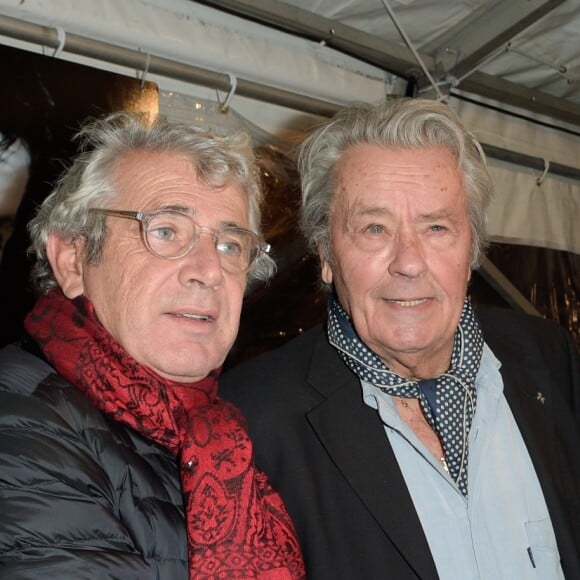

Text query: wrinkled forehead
(332, 144), (466, 206)
(108, 150), (250, 221)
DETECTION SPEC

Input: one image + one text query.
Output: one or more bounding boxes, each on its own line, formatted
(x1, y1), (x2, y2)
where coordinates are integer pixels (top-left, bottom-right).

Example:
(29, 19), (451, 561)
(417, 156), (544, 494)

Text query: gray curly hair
(28, 112), (275, 293)
(299, 98), (494, 269)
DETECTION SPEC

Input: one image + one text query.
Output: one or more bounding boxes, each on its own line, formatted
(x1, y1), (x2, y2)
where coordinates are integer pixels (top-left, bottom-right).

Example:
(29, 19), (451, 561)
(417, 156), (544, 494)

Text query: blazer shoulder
(477, 306), (576, 353)
(221, 325), (327, 411)
(225, 325), (325, 379)
(476, 306), (579, 416)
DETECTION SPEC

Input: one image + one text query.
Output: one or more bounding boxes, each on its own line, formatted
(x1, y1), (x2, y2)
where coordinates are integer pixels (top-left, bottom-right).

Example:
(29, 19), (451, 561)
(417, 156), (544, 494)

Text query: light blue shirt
(362, 343), (564, 580)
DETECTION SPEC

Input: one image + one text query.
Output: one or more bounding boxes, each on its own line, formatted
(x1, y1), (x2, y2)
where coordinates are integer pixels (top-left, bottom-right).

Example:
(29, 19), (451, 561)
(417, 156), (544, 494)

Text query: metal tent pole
(0, 13), (340, 118)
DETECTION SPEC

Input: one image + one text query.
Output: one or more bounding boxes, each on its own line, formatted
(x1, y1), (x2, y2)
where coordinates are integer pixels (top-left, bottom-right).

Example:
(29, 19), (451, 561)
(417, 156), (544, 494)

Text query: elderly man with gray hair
(0, 113), (305, 579)
(222, 98), (580, 579)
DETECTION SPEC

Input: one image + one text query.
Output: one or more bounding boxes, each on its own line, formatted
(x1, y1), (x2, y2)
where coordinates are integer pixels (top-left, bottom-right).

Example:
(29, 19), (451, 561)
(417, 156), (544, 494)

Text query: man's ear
(46, 234), (86, 299)
(319, 247), (333, 285)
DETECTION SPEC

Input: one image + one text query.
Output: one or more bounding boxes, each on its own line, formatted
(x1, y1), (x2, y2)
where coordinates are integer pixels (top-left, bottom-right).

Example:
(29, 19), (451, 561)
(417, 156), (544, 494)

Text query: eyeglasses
(89, 208), (270, 273)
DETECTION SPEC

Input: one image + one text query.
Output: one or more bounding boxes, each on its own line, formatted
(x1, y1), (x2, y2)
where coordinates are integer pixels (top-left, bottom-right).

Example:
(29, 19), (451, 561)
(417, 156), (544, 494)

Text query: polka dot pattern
(327, 295), (484, 497)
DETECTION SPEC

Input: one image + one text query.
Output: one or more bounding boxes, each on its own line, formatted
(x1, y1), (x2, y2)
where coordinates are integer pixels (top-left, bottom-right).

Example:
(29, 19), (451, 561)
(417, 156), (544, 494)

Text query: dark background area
(0, 45), (157, 346)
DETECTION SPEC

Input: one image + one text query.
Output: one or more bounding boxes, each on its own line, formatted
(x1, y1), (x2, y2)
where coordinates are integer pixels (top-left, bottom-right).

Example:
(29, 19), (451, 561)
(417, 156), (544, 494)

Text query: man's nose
(387, 229), (427, 279)
(177, 232), (224, 288)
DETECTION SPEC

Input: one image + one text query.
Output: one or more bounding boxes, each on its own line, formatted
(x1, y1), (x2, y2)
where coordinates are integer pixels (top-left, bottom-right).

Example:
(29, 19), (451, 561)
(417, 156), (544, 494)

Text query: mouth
(171, 312), (214, 322)
(387, 298), (429, 307)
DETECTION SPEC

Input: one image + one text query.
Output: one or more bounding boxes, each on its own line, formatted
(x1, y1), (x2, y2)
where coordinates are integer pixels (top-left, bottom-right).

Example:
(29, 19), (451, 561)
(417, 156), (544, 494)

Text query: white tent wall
(451, 98), (580, 255)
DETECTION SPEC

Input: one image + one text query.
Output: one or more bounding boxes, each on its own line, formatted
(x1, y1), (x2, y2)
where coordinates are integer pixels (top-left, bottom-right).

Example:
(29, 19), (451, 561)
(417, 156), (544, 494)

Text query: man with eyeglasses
(0, 112), (304, 579)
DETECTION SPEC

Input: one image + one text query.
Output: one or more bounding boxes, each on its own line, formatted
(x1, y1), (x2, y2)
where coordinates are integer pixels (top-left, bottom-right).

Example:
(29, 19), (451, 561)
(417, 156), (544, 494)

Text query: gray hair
(299, 98), (494, 269)
(28, 112), (275, 293)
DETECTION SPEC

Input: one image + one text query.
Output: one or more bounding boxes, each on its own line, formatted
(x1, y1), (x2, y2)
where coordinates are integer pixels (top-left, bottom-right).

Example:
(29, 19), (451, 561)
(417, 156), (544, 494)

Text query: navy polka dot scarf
(327, 294), (484, 497)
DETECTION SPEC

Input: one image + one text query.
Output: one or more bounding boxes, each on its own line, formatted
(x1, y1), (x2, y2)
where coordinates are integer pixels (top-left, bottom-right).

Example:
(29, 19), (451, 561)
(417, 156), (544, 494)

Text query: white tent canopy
(0, 0), (578, 259)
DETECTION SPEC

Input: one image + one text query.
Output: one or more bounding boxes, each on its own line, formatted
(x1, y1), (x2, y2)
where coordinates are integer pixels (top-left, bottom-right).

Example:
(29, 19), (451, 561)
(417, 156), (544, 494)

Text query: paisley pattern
(25, 289), (305, 579)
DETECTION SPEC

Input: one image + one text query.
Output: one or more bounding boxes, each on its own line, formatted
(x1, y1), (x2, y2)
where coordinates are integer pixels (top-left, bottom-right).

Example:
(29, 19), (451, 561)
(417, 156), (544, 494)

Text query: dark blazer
(221, 308), (580, 579)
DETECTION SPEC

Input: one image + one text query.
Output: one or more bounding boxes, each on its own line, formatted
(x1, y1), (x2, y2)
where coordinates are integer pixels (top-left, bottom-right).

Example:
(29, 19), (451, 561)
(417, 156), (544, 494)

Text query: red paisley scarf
(25, 289), (305, 579)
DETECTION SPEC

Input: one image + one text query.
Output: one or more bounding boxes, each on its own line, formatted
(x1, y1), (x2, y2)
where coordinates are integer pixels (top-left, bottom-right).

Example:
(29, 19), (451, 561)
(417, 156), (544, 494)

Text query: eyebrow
(157, 203), (247, 230)
(351, 205), (459, 224)
(159, 203), (193, 214)
(416, 209), (457, 222)
(352, 205), (392, 217)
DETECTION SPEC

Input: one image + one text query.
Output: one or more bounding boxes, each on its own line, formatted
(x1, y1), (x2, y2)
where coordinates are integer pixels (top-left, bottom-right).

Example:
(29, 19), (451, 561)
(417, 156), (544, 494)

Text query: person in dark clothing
(221, 98), (580, 579)
(0, 112), (305, 579)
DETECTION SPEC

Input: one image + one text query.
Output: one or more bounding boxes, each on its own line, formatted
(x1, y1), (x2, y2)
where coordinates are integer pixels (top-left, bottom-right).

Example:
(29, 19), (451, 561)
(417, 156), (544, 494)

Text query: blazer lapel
(305, 330), (439, 580)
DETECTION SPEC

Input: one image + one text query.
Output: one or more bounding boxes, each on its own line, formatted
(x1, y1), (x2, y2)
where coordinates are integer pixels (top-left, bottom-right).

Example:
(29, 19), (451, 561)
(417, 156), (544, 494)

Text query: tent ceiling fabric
(1, 0), (578, 126)
(200, 0), (580, 126)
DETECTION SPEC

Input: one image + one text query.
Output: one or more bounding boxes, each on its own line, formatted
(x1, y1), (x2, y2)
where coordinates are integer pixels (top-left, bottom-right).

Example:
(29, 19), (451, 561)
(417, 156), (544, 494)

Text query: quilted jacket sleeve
(0, 374), (151, 578)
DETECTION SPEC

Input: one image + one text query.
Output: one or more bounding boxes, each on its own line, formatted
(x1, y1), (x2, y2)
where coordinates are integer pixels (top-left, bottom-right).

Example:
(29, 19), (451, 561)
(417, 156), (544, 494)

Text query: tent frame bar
(0, 14), (340, 118)
(197, 0), (578, 127)
(0, 14), (578, 182)
(482, 144), (580, 182)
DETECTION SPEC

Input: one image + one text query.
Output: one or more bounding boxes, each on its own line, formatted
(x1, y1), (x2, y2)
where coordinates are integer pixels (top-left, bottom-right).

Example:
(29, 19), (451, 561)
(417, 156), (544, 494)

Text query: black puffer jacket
(0, 343), (188, 578)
